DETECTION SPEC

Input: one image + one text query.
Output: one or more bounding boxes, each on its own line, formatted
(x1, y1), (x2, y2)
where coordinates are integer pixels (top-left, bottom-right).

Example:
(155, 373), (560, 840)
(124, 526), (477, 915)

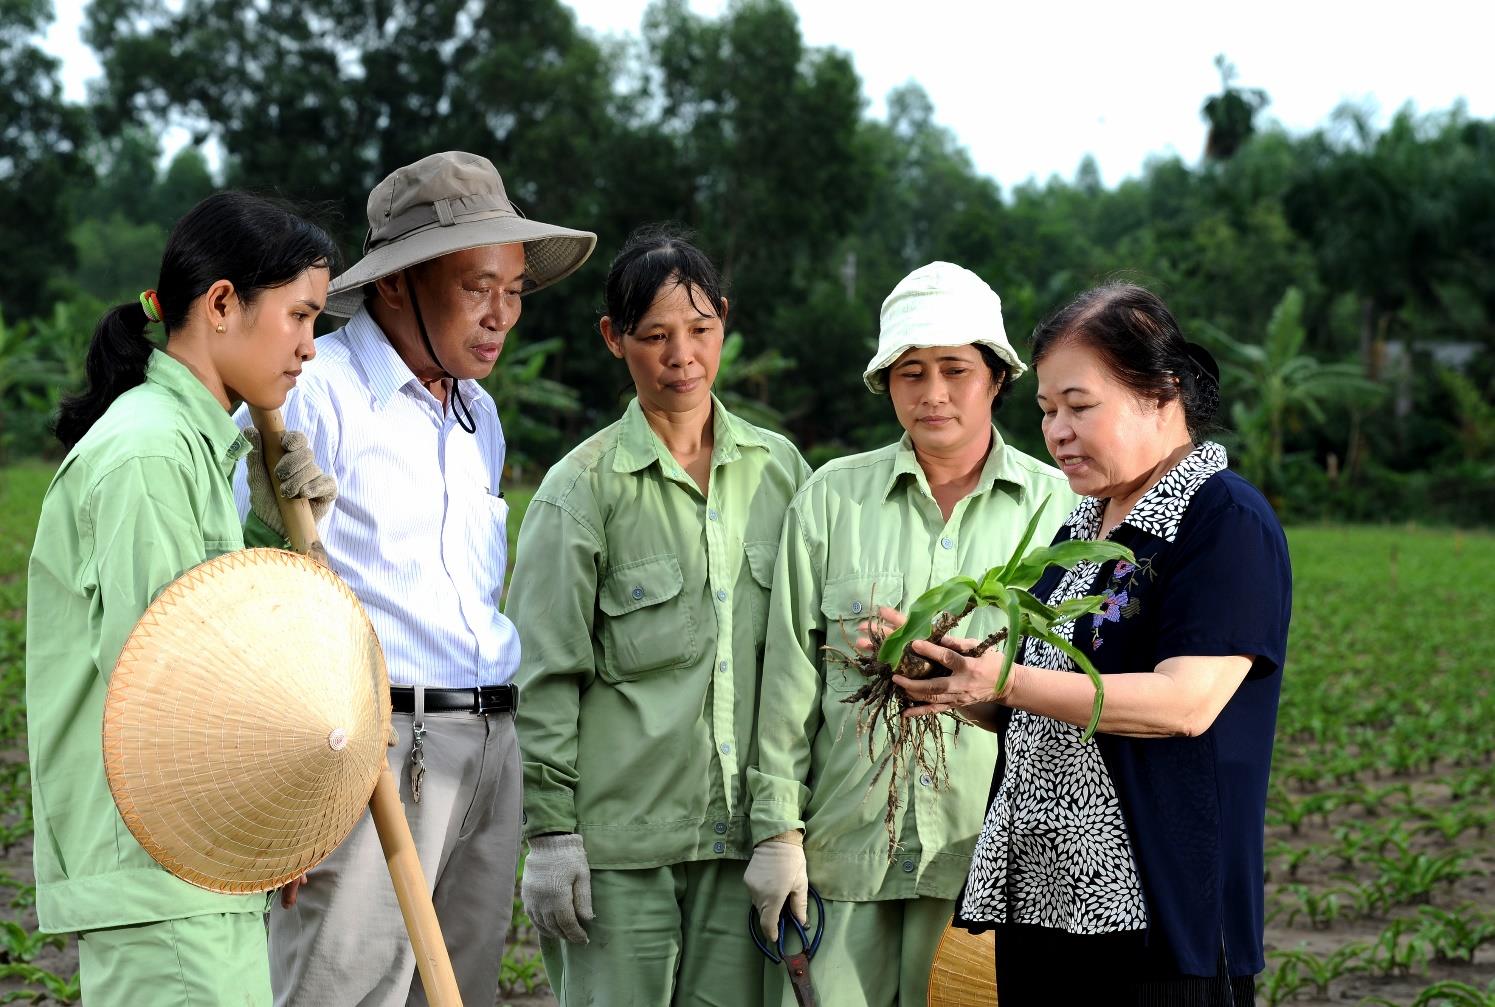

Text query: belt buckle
(474, 687), (486, 715)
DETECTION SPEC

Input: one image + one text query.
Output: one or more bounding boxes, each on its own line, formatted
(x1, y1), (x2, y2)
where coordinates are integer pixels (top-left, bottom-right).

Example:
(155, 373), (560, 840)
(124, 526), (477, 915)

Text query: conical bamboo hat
(103, 548), (391, 894)
(927, 923), (998, 1006)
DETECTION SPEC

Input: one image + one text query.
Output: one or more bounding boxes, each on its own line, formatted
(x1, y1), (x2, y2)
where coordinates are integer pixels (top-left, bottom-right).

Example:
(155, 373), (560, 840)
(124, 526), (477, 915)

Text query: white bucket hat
(324, 151), (597, 317)
(863, 261), (1027, 393)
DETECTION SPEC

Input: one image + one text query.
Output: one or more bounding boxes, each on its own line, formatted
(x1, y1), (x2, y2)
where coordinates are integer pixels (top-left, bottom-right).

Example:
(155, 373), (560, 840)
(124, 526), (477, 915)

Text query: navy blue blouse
(961, 450), (1292, 978)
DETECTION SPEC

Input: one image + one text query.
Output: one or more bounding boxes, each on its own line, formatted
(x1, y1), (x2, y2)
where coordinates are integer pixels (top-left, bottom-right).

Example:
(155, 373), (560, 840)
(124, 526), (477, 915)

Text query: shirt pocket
(743, 539), (779, 646)
(597, 553), (698, 682)
(818, 572), (904, 694)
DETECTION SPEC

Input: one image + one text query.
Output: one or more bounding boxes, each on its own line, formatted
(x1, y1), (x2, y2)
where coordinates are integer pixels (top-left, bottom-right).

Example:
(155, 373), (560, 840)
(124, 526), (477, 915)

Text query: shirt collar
(881, 425), (1027, 503)
(343, 306), (493, 416)
(144, 350), (249, 471)
(612, 395), (766, 475)
(1064, 441), (1229, 543)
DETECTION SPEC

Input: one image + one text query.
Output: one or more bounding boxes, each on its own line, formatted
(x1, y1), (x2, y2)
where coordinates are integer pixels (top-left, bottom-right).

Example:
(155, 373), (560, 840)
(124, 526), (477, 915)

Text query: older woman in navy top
(888, 282), (1292, 1005)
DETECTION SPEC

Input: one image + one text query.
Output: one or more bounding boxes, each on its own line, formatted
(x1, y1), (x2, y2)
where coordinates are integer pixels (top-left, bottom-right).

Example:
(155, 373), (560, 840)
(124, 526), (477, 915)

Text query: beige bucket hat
(325, 151), (598, 317)
(863, 261), (1026, 393)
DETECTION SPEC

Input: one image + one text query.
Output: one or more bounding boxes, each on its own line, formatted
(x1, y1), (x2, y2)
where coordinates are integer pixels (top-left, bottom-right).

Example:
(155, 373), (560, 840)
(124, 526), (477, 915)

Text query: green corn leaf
(995, 588), (1024, 694)
(1050, 594), (1110, 623)
(977, 566), (1008, 603)
(995, 495), (1052, 583)
(876, 577), (979, 666)
(1026, 623), (1106, 740)
(1011, 588), (1060, 623)
(1007, 539), (1134, 590)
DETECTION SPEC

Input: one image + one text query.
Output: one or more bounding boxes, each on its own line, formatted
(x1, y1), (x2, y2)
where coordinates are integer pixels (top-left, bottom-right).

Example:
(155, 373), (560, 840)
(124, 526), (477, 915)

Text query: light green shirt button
(719, 661), (729, 672)
(714, 822), (728, 834)
(720, 742), (732, 755)
(919, 773), (933, 787)
(940, 536), (954, 550)
(631, 586), (645, 600)
(714, 841), (726, 854)
(902, 859), (916, 873)
(850, 600), (863, 615)
(708, 508), (719, 521)
(716, 589), (728, 601)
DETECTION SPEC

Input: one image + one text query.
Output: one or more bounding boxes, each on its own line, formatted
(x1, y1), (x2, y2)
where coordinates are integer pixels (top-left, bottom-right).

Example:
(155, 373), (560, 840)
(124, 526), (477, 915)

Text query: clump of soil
(828, 601), (1008, 859)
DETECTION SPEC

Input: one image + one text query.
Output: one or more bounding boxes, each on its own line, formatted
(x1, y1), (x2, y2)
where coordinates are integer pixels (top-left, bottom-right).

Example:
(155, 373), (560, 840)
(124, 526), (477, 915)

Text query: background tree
(0, 4), (1489, 523)
(0, 0), (93, 318)
(1202, 54), (1269, 161)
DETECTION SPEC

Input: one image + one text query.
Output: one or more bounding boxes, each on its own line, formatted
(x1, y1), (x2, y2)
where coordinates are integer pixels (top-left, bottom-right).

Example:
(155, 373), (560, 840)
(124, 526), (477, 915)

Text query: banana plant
(875, 496), (1133, 739)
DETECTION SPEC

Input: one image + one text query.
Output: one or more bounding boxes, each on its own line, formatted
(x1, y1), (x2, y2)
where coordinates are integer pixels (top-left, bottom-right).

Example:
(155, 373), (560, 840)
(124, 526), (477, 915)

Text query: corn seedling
(1414, 905), (1495, 964)
(498, 949), (547, 996)
(1414, 807), (1493, 844)
(1278, 884), (1346, 930)
(1275, 942), (1368, 998)
(0, 922), (64, 964)
(1259, 955), (1307, 1007)
(836, 496), (1131, 857)
(1364, 919), (1433, 978)
(0, 964), (80, 1004)
(1372, 849), (1478, 906)
(1268, 784), (1313, 835)
(1366, 979), (1495, 1007)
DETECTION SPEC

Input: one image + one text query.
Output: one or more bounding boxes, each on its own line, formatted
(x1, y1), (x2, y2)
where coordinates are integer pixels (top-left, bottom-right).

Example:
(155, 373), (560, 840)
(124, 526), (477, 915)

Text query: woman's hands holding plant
(857, 607), (1018, 723)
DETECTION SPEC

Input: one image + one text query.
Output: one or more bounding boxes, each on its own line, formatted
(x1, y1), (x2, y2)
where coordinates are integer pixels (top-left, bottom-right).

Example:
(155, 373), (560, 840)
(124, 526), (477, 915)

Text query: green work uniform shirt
(747, 428), (1077, 902)
(26, 351), (265, 933)
(508, 397), (810, 869)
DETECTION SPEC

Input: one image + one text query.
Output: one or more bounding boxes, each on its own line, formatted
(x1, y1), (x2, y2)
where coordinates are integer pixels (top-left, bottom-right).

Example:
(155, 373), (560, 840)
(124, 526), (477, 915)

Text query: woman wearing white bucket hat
(745, 262), (1078, 1005)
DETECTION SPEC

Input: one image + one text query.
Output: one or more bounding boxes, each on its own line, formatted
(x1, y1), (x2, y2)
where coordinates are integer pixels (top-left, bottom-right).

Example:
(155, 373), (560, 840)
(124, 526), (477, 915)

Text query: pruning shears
(749, 885), (825, 1006)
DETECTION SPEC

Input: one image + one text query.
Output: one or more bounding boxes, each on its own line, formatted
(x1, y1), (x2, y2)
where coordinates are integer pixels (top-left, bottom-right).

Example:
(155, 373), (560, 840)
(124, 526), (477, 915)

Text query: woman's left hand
(895, 635), (1021, 717)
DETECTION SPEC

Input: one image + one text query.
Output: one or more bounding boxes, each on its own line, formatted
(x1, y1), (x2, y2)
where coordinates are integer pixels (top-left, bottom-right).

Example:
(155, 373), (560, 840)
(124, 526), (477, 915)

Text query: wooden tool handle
(248, 406), (463, 1006)
(247, 406), (331, 568)
(369, 768), (462, 1003)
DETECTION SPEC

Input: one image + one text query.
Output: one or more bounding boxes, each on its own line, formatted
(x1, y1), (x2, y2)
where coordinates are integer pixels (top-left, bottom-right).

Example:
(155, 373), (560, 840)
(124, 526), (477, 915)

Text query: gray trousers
(269, 707), (522, 1007)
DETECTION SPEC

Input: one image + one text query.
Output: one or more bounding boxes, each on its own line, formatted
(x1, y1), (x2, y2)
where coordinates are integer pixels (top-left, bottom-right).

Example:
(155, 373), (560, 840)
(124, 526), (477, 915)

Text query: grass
(0, 463), (1491, 1004)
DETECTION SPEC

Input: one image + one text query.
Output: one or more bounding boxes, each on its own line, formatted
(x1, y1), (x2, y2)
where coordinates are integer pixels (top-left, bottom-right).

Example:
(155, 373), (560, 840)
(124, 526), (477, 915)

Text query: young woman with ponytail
(26, 191), (339, 1006)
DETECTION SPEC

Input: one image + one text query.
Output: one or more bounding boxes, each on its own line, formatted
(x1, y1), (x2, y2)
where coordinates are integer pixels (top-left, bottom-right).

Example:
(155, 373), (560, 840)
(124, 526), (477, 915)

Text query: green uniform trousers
(78, 911), (271, 1006)
(541, 859), (763, 1006)
(764, 896), (953, 1007)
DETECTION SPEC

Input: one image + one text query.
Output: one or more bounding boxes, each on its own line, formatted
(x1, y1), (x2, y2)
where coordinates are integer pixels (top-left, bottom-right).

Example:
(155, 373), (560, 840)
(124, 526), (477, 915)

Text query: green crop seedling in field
(834, 496), (1132, 857)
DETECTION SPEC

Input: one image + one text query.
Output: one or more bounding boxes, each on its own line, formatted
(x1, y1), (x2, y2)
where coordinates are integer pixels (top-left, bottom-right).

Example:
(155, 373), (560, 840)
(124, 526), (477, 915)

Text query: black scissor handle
(749, 885), (825, 964)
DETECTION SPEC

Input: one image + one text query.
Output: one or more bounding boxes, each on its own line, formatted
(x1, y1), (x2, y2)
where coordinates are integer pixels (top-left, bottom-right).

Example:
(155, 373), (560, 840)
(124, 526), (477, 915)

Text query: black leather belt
(390, 685), (519, 715)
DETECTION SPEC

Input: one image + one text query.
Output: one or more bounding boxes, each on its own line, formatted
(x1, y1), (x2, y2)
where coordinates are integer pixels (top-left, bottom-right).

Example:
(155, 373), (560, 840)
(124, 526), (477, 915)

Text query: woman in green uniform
(509, 226), (810, 1005)
(26, 192), (337, 1006)
(744, 262), (1077, 1006)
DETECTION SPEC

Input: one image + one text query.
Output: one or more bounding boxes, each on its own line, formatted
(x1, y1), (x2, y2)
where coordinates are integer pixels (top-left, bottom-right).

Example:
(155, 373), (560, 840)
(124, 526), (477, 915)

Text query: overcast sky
(43, 0), (1493, 190)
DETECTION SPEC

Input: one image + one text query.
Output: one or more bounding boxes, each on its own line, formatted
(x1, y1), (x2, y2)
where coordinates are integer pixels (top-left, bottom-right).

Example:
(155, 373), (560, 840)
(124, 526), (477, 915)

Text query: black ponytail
(54, 302), (159, 449)
(54, 191), (339, 449)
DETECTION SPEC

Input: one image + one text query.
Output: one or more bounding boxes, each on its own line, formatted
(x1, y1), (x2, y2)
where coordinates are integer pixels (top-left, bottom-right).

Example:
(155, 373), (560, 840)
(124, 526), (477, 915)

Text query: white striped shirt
(232, 307), (518, 687)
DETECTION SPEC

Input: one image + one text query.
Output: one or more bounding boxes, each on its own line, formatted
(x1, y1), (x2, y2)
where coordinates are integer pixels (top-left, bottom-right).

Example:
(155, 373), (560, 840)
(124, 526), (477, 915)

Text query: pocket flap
(744, 540), (779, 589)
(600, 554), (685, 616)
(820, 573), (904, 622)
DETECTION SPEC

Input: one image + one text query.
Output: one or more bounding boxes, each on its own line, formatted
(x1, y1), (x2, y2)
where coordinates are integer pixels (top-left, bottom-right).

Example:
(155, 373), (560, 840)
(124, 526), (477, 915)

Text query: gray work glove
(743, 830), (808, 935)
(522, 833), (593, 944)
(244, 428), (336, 537)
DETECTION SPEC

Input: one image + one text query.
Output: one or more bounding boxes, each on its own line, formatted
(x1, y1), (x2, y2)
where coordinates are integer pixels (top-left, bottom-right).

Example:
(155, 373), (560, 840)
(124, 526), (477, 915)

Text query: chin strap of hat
(404, 270), (477, 435)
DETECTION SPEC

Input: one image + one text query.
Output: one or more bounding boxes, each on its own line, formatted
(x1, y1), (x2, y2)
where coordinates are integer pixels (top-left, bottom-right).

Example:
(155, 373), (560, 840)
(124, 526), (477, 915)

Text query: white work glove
(244, 428), (336, 537)
(744, 831), (808, 935)
(522, 833), (594, 944)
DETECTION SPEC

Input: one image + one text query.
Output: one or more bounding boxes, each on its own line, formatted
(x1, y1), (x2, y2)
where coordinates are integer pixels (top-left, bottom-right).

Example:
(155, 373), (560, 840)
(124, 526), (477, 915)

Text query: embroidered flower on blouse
(1096, 589), (1129, 624)
(1112, 560), (1135, 580)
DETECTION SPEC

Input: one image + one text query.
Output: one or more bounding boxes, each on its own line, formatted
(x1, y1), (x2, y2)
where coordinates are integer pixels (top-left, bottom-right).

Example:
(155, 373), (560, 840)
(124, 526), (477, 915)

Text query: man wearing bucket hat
(745, 262), (1077, 1005)
(233, 151), (595, 1007)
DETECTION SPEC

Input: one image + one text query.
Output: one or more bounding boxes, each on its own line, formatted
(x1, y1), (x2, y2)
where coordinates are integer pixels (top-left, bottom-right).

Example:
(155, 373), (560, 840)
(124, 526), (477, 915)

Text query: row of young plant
(1259, 527), (1493, 1007)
